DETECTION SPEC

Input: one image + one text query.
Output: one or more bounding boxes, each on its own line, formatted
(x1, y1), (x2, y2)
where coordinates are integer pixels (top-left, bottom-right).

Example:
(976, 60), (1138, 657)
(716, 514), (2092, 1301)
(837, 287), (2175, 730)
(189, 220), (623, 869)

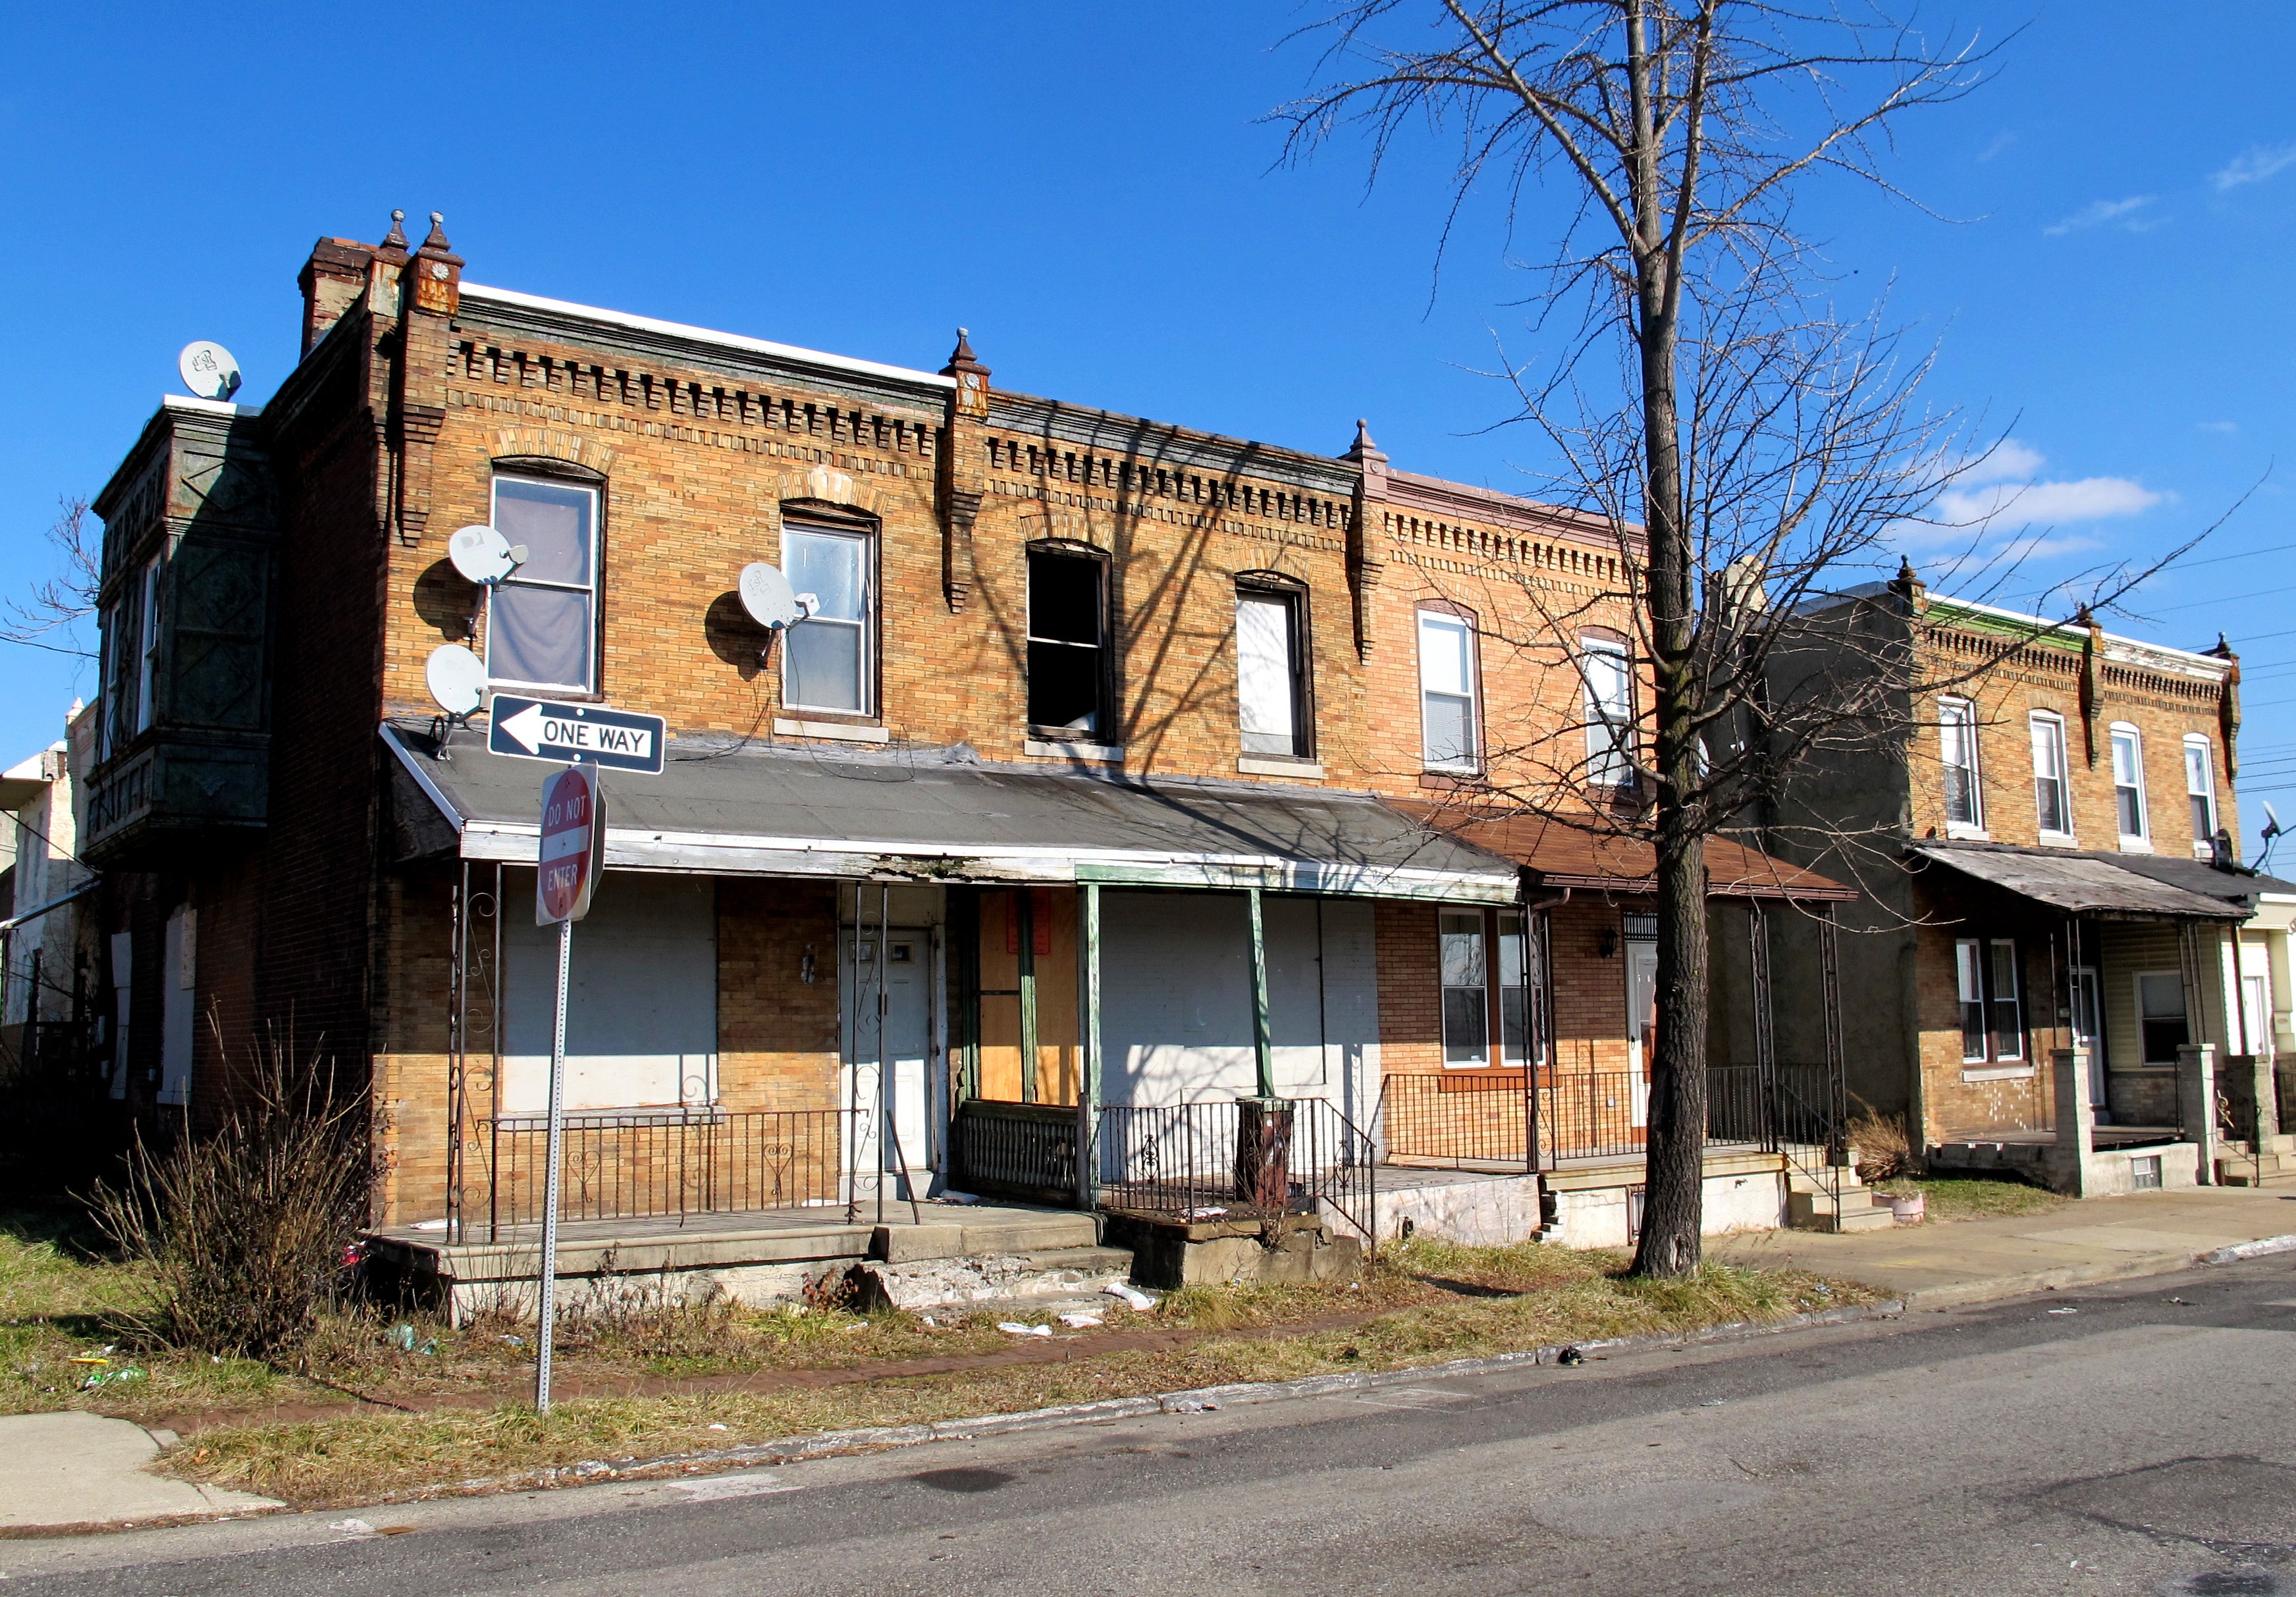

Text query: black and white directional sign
(487, 695), (666, 775)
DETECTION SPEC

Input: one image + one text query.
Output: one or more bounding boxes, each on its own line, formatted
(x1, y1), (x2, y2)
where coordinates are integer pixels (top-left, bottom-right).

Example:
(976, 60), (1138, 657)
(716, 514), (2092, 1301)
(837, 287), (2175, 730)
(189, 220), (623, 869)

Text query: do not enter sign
(537, 764), (603, 925)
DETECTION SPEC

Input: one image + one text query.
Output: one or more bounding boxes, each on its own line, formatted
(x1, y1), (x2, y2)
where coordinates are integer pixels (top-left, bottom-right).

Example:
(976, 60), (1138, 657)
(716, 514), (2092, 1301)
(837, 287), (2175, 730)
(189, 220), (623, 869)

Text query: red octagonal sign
(537, 764), (597, 926)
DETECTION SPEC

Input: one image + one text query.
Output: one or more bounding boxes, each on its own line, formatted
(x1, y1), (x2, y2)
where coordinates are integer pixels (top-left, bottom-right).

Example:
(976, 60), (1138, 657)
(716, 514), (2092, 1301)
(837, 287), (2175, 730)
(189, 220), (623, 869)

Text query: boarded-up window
(501, 871), (718, 1114)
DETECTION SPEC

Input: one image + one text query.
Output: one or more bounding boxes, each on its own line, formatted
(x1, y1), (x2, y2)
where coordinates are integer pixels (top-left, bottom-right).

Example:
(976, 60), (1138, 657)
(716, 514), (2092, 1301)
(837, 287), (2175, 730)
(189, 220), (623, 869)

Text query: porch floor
(1932, 1124), (2183, 1150)
(1379, 1139), (1774, 1184)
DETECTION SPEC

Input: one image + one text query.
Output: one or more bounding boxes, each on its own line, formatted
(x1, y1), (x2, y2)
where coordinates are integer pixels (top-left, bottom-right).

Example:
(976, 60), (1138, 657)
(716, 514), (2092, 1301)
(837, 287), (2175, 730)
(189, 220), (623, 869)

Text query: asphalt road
(8, 1259), (2296, 1596)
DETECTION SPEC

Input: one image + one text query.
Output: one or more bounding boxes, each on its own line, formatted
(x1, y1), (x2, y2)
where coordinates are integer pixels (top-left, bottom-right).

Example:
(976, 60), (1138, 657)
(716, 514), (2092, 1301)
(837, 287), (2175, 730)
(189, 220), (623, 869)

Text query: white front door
(2069, 966), (2103, 1105)
(845, 928), (934, 1199)
(1626, 940), (1659, 1128)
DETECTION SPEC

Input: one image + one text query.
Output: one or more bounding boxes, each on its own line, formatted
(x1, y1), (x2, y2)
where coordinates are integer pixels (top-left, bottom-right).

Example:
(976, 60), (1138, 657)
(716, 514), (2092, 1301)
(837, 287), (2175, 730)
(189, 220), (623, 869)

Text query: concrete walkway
(1713, 1186), (2296, 1306)
(0, 1412), (282, 1531)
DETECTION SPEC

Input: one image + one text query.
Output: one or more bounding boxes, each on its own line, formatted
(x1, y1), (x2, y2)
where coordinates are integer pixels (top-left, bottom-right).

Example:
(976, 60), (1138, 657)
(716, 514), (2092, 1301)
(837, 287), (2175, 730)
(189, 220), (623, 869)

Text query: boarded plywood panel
(502, 870), (718, 1114)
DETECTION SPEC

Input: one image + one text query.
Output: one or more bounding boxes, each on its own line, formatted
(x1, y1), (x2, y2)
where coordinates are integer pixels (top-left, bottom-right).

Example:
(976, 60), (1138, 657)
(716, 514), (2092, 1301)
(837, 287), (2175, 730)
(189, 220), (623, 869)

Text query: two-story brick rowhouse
(1773, 564), (2296, 1192)
(76, 211), (1863, 1305)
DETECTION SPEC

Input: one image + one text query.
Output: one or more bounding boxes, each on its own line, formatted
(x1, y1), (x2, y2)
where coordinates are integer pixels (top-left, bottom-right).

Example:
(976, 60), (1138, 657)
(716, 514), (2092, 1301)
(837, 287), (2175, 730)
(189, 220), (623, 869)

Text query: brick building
(1771, 565), (2295, 1190)
(74, 210), (1858, 1299)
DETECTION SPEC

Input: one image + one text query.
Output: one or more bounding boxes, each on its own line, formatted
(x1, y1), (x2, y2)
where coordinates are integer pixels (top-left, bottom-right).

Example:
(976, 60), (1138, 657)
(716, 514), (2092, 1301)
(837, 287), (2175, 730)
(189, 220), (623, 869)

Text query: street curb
(406, 1297), (1906, 1502)
(2201, 1232), (2296, 1265)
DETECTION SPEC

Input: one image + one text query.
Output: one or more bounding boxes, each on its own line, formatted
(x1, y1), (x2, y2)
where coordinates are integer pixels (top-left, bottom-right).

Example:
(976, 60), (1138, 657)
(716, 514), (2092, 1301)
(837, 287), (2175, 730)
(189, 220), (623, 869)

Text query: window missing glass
(1418, 608), (1478, 771)
(488, 474), (601, 694)
(1236, 582), (1310, 757)
(1939, 698), (1981, 829)
(2110, 724), (2147, 841)
(1583, 637), (1634, 787)
(1027, 548), (1109, 736)
(1955, 937), (2025, 1064)
(782, 521), (874, 716)
(2030, 713), (2071, 835)
(2184, 735), (2216, 846)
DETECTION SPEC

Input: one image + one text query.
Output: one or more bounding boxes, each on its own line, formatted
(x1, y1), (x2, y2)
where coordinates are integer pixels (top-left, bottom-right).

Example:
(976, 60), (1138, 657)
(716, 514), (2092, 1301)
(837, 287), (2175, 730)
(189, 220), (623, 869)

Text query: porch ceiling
(1909, 840), (2251, 920)
(1398, 805), (1857, 902)
(381, 721), (1520, 903)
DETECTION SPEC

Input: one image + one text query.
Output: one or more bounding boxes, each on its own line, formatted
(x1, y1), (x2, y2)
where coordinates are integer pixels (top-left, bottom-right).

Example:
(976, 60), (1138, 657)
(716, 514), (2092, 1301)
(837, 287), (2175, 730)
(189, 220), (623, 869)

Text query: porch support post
(2177, 1040), (2219, 1186)
(1018, 889), (1039, 1105)
(1247, 885), (1275, 1101)
(1077, 883), (1101, 1209)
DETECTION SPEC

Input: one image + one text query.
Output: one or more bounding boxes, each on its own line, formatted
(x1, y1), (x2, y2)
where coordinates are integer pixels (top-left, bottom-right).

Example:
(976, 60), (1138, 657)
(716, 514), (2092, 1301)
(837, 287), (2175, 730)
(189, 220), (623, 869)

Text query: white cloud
(2200, 420), (2240, 434)
(1977, 130), (2017, 163)
(1935, 476), (2164, 532)
(2044, 196), (2158, 236)
(2211, 143), (2296, 191)
(1959, 439), (2047, 484)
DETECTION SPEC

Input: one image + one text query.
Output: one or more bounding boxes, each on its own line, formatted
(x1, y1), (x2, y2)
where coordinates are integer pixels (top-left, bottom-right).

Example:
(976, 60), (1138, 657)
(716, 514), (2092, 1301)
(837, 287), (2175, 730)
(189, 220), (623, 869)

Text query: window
(782, 523), (873, 715)
(1584, 637), (1634, 787)
(2110, 724), (2148, 843)
(1027, 548), (1109, 736)
(1439, 909), (1541, 1068)
(1954, 937), (2025, 1064)
(2137, 972), (2189, 1065)
(1418, 610), (1478, 770)
(1938, 698), (1982, 831)
(1439, 911), (1488, 1064)
(134, 557), (162, 735)
(1235, 583), (1310, 757)
(2030, 713), (2071, 836)
(2185, 735), (2218, 847)
(487, 475), (600, 693)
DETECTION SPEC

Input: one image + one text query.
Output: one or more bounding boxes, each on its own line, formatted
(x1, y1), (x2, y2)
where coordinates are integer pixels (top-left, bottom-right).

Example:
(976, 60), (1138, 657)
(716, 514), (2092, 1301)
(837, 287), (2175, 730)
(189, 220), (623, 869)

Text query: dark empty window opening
(1027, 550), (1109, 738)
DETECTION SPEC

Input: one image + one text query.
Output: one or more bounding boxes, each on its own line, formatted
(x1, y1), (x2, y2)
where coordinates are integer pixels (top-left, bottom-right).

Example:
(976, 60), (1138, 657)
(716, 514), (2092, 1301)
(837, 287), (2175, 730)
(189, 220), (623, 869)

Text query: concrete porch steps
(867, 1244), (1136, 1311)
(1786, 1165), (1896, 1234)
(2216, 1143), (2296, 1188)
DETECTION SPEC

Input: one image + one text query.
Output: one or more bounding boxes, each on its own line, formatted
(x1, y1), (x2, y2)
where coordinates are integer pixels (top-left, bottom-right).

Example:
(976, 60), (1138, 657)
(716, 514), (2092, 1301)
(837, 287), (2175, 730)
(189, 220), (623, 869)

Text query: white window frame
(1417, 610), (1480, 773)
(1582, 637), (1635, 789)
(2184, 734), (2218, 856)
(2110, 722), (2149, 849)
(1955, 935), (2027, 1073)
(1438, 909), (1490, 1066)
(780, 522), (876, 718)
(2029, 712), (2074, 843)
(485, 474), (602, 696)
(1235, 585), (1308, 757)
(1938, 696), (1984, 836)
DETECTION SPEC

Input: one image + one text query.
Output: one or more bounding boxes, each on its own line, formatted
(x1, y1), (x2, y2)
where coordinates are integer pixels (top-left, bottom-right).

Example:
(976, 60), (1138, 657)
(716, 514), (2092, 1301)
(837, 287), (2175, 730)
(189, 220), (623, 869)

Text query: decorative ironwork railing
(1094, 1097), (1377, 1245)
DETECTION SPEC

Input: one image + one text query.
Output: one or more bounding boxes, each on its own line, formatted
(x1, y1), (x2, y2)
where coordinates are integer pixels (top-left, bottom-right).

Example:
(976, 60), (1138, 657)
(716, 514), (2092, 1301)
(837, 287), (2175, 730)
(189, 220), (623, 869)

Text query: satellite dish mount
(424, 643), (489, 758)
(446, 524), (529, 641)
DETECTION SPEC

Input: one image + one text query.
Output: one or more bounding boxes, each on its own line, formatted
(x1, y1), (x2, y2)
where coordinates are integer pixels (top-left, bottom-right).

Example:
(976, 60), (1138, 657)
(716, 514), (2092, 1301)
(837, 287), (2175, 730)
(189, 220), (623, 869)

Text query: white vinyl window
(2030, 712), (2071, 837)
(134, 557), (162, 735)
(2110, 723), (2148, 845)
(487, 475), (601, 694)
(1418, 611), (1478, 771)
(1955, 937), (2024, 1064)
(1237, 589), (1307, 756)
(1584, 638), (1634, 788)
(782, 525), (873, 716)
(1939, 698), (1982, 831)
(2185, 735), (2218, 850)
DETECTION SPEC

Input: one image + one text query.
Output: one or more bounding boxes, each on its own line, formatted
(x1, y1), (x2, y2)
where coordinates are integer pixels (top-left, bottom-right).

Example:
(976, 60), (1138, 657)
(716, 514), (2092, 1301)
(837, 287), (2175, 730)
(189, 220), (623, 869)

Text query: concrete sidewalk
(0, 1411), (281, 1532)
(1713, 1186), (2296, 1306)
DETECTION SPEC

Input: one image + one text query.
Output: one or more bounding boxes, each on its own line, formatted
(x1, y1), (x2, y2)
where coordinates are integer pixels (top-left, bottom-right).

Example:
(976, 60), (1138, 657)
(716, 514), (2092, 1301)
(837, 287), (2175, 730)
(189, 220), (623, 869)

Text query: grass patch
(1874, 1174), (2069, 1223)
(164, 1238), (1871, 1507)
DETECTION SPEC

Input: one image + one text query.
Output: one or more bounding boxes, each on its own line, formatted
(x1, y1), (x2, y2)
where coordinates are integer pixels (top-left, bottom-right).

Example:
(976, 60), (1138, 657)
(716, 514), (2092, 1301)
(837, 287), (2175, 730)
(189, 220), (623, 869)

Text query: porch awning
(1908, 841), (2248, 921)
(381, 721), (1521, 903)
(1401, 806), (1857, 902)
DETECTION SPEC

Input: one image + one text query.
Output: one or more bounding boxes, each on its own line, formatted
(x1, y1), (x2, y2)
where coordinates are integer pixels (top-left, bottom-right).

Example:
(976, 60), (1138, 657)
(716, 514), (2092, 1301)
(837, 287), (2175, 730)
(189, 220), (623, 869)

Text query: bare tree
(3, 496), (101, 660)
(1275, 1), (1998, 1274)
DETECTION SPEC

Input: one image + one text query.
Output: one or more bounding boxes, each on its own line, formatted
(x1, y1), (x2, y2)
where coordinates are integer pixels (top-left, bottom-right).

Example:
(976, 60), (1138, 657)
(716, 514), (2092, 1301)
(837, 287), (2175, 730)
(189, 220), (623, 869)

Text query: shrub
(1848, 1107), (1912, 1184)
(90, 1035), (367, 1360)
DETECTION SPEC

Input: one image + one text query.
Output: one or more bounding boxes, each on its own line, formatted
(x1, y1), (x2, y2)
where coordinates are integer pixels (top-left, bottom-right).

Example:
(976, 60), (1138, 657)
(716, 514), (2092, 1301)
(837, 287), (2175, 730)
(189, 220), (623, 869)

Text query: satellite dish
(448, 524), (525, 586)
(425, 644), (488, 718)
(178, 341), (242, 402)
(738, 562), (808, 631)
(1720, 555), (1769, 615)
(2264, 801), (2285, 841)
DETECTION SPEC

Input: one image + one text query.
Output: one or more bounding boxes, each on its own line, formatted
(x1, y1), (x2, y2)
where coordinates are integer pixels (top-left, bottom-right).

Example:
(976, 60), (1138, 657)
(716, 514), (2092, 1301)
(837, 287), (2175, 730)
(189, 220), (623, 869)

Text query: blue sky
(1, 4), (2290, 847)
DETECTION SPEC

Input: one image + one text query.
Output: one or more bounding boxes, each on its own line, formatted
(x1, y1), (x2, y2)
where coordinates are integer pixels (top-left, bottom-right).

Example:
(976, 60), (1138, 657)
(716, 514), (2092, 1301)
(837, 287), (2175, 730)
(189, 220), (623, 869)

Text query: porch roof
(381, 722), (1521, 903)
(1908, 840), (2251, 921)
(1399, 807), (1857, 902)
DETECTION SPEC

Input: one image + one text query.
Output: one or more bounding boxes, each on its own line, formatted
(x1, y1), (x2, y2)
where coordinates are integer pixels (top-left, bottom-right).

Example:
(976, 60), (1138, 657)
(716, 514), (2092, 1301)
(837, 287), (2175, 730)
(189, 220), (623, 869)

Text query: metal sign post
(532, 760), (602, 1413)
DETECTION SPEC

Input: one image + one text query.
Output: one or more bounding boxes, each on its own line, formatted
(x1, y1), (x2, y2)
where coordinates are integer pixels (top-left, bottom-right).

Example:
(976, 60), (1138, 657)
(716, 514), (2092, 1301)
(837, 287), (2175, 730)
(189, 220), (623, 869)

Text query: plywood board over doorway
(975, 887), (1079, 1105)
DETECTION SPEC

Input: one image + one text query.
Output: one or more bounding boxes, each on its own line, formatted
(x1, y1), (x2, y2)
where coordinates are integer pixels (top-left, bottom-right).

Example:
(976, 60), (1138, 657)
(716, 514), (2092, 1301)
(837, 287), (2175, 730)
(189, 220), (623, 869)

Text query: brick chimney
(297, 235), (377, 356)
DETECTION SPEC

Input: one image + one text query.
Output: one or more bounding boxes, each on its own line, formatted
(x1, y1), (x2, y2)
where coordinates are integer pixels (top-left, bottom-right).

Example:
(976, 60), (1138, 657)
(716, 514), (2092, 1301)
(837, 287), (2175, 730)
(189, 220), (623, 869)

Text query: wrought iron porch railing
(473, 1109), (859, 1238)
(1094, 1097), (1377, 1246)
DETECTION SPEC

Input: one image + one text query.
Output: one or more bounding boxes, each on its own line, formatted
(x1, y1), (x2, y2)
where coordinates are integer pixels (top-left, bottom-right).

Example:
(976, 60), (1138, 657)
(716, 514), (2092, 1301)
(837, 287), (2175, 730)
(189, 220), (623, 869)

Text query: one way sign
(488, 695), (666, 775)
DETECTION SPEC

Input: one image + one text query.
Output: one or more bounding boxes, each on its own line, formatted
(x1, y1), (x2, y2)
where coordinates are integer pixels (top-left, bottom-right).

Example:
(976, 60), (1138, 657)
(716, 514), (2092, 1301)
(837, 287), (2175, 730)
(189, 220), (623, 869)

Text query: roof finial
(381, 208), (410, 251)
(941, 327), (989, 380)
(419, 210), (452, 253)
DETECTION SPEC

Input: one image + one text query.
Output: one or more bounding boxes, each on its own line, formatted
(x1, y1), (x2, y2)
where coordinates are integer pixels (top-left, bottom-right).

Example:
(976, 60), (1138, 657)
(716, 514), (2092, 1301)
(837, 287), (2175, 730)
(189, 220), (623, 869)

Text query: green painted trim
(1247, 885), (1275, 1101)
(1017, 888), (1039, 1105)
(1079, 882), (1101, 1208)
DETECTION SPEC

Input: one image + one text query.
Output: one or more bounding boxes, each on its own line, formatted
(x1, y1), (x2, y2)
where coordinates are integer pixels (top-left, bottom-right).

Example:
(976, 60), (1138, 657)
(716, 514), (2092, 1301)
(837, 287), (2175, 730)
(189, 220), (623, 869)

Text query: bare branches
(3, 497), (100, 660)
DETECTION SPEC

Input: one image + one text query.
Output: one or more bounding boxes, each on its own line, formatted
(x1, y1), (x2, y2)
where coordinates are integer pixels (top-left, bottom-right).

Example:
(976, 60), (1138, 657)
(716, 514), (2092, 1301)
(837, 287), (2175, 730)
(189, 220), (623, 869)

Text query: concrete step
(2216, 1152), (2296, 1188)
(1786, 1189), (1897, 1234)
(873, 1210), (1101, 1263)
(868, 1244), (1135, 1311)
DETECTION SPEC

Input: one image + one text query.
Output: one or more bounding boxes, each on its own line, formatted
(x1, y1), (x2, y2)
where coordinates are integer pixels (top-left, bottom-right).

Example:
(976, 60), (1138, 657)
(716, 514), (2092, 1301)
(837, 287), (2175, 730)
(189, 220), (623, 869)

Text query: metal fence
(1094, 1097), (1377, 1244)
(476, 1109), (857, 1236)
(1377, 1072), (1535, 1170)
(953, 1101), (1084, 1206)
